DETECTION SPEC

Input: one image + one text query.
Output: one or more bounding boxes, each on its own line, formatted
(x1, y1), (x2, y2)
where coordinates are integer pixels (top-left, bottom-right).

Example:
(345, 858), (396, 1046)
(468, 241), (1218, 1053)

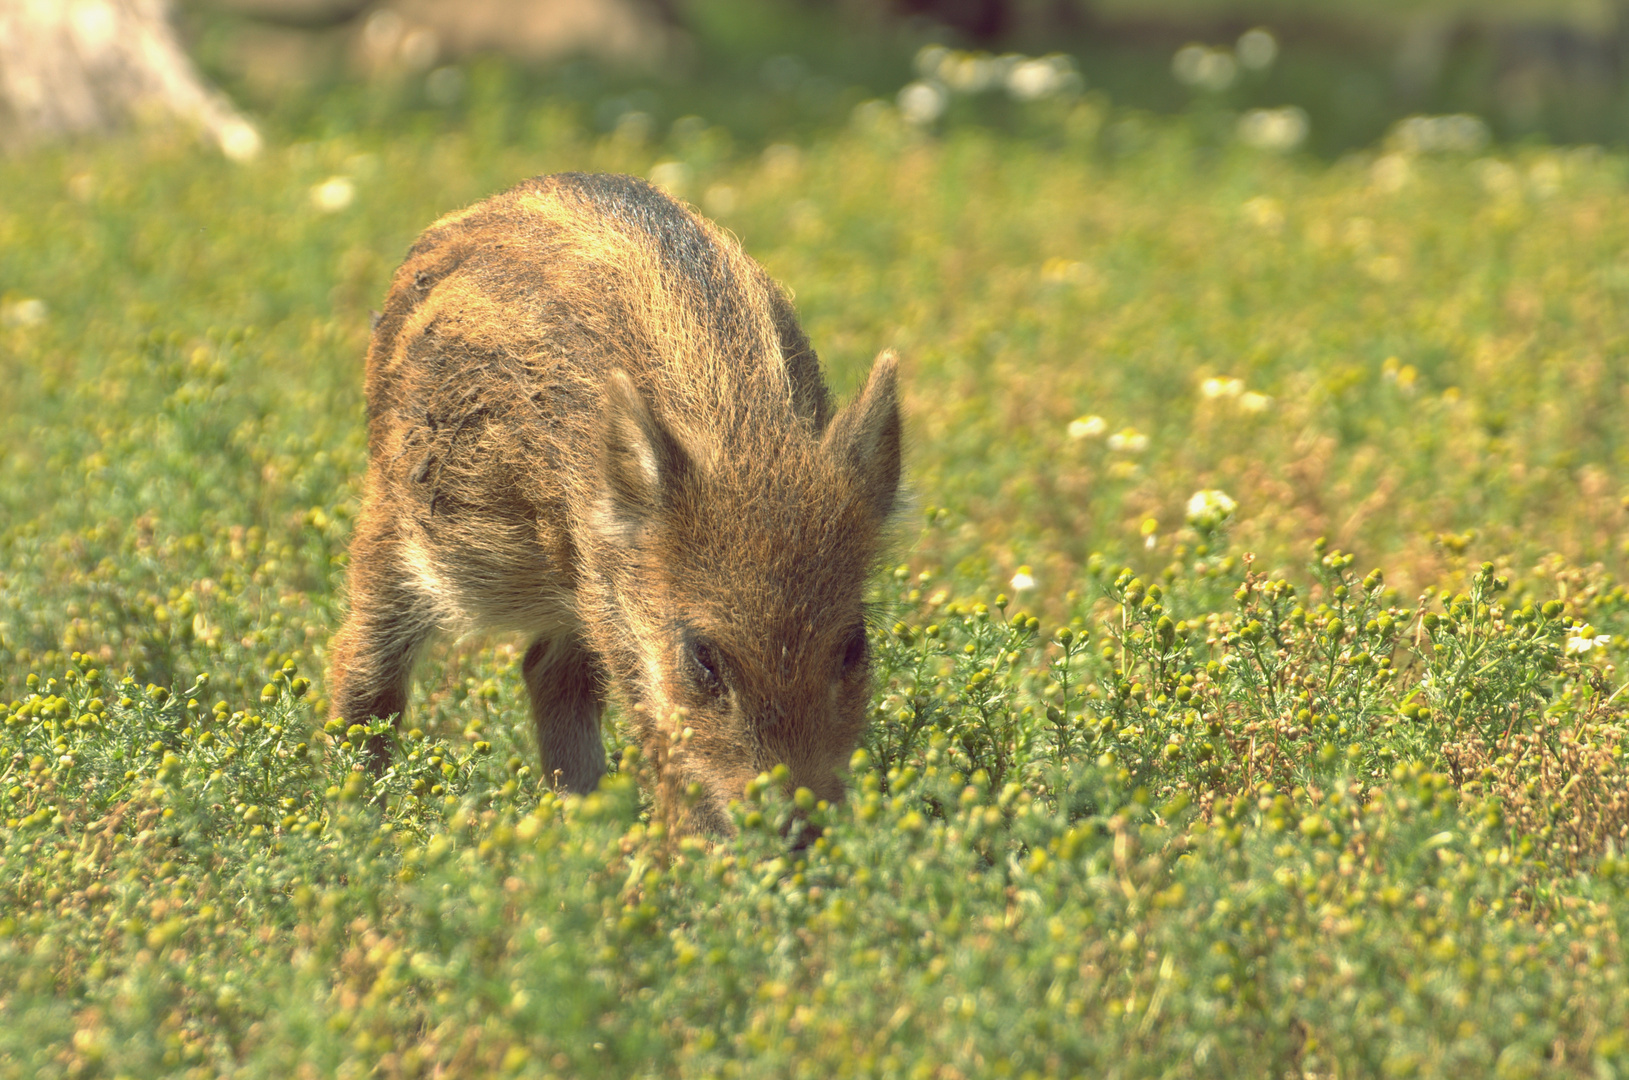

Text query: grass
(5, 78), (1629, 1077)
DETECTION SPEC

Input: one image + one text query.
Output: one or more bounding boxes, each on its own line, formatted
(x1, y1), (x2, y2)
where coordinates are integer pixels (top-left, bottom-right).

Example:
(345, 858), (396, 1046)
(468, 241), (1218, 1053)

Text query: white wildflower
(1107, 428), (1149, 453)
(1007, 56), (1078, 101)
(1172, 45), (1236, 92)
(1201, 376), (1244, 399)
(218, 119), (263, 163)
(310, 176), (354, 213)
(1067, 415), (1106, 439)
(897, 81), (948, 125)
(1186, 489), (1238, 529)
(1010, 566), (1035, 592)
(1237, 107), (1308, 152)
(1007, 59), (1059, 101)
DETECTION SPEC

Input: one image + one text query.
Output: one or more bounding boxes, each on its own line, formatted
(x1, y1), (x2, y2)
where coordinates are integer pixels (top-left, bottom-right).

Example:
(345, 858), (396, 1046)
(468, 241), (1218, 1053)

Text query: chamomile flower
(1566, 624), (1610, 655)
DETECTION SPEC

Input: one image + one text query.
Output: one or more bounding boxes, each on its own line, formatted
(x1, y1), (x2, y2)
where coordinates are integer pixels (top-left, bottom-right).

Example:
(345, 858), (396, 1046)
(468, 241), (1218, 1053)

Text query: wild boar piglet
(327, 172), (902, 833)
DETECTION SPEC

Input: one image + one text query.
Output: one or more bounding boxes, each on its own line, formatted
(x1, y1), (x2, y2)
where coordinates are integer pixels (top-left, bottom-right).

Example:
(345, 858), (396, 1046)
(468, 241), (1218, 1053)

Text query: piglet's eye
(840, 626), (869, 675)
(683, 632), (725, 696)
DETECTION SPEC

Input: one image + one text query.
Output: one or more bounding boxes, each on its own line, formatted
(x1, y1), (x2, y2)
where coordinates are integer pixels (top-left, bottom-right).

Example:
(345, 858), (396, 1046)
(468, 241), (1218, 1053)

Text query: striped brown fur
(327, 173), (902, 833)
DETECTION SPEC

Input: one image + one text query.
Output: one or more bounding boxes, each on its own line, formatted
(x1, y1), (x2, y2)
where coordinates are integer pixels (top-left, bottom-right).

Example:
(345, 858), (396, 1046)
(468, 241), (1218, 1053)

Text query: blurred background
(5, 0), (1629, 615)
(5, 0), (1629, 159)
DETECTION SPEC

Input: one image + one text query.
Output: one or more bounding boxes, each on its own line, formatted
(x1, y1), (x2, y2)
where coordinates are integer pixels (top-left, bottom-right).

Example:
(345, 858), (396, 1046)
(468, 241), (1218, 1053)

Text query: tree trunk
(0, 0), (260, 158)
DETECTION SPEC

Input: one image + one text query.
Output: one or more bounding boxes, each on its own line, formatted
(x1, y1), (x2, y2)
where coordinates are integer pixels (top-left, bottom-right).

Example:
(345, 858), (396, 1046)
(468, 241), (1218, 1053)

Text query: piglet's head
(589, 352), (902, 834)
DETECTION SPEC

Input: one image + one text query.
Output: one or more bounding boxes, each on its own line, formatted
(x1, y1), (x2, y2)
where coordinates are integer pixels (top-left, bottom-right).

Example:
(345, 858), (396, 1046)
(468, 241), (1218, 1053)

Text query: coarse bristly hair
(327, 172), (903, 834)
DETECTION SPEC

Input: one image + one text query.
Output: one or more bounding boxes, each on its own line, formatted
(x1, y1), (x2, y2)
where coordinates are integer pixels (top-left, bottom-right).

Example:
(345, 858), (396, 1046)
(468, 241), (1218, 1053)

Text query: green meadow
(6, 69), (1629, 1077)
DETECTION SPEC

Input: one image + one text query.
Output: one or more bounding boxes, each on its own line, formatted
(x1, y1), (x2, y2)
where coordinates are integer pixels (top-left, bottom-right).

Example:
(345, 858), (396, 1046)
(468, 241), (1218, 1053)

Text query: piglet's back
(360, 173), (833, 535)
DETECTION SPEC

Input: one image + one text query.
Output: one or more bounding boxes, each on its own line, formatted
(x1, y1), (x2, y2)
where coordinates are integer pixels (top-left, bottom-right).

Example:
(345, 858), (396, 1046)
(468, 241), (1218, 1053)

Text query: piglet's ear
(822, 350), (902, 524)
(596, 370), (692, 545)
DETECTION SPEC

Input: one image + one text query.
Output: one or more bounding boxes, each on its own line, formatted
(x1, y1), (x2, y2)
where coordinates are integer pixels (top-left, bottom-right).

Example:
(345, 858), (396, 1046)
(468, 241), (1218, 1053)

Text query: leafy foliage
(5, 74), (1629, 1078)
(5, 662), (1629, 1078)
